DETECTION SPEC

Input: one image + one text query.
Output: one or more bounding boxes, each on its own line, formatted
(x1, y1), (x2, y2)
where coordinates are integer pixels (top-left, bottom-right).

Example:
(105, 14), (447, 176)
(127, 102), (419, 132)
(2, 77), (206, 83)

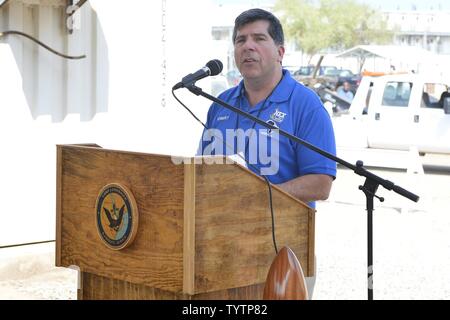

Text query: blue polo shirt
(198, 70), (336, 207)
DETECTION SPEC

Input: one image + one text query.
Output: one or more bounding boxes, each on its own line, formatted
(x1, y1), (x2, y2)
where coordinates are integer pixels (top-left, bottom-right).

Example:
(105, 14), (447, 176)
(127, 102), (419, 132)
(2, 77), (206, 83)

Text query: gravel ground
(1, 166), (449, 300)
(314, 166), (450, 300)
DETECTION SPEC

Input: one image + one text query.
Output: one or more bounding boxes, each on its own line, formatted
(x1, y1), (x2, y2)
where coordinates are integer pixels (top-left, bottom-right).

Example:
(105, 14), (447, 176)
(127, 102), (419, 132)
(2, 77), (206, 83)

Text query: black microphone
(173, 59), (223, 90)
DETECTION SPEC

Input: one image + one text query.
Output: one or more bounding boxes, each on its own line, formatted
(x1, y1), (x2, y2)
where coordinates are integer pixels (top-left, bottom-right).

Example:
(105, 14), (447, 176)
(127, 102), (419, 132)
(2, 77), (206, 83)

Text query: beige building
(384, 10), (450, 54)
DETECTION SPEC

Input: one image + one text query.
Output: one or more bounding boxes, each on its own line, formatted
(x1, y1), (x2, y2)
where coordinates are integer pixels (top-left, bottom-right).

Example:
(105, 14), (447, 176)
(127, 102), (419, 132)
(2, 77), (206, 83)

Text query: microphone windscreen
(207, 59), (223, 76)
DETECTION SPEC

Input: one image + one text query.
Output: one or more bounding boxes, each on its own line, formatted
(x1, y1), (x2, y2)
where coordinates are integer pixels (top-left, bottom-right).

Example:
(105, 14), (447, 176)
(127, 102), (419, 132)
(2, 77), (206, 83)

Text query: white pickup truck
(333, 74), (450, 154)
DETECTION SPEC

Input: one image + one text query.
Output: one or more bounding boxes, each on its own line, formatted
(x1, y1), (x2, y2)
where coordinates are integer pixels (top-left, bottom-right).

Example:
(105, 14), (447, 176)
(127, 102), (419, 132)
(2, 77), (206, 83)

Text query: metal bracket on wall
(66, 0), (89, 34)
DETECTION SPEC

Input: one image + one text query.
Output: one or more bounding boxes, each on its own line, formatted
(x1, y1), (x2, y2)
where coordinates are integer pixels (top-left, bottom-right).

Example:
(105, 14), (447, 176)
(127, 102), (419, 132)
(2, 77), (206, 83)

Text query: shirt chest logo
(270, 108), (287, 124)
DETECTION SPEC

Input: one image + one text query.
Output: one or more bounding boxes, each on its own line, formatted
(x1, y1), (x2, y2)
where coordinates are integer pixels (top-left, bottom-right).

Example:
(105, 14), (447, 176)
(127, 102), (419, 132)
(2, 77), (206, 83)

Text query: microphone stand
(185, 84), (420, 300)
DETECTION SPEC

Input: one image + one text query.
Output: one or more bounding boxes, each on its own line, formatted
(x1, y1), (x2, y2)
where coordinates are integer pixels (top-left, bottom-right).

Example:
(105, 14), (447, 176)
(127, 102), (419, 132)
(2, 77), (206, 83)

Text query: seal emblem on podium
(95, 183), (139, 250)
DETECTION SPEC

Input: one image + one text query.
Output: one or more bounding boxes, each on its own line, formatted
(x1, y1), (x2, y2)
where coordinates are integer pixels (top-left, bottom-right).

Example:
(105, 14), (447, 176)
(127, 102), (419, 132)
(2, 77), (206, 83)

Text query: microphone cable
(0, 30), (86, 60)
(172, 89), (279, 255)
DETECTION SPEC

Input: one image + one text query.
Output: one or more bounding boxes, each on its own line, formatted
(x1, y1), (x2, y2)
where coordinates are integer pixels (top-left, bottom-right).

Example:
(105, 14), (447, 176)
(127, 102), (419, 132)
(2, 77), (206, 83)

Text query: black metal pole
(359, 170), (384, 301)
(368, 204), (373, 300)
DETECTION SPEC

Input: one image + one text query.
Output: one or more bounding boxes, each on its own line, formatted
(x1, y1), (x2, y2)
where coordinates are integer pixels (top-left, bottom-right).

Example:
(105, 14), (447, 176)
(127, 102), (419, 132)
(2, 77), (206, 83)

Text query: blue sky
(212, 0), (450, 11)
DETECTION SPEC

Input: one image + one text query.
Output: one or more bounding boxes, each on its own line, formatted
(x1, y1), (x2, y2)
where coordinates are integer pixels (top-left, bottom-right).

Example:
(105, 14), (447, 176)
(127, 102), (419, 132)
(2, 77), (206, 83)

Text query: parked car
(325, 69), (362, 94)
(293, 65), (338, 78)
(226, 69), (242, 87)
(210, 75), (229, 97)
(292, 65), (339, 91)
(283, 65), (301, 75)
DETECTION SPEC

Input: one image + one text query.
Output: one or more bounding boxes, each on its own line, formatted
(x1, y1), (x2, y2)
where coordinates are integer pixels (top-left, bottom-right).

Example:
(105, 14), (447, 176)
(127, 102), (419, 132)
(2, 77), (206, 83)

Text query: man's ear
(277, 45), (285, 64)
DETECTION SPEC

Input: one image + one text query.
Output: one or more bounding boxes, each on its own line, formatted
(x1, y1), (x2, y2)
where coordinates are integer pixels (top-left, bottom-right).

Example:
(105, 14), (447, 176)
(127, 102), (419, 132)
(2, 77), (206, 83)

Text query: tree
(274, 0), (392, 63)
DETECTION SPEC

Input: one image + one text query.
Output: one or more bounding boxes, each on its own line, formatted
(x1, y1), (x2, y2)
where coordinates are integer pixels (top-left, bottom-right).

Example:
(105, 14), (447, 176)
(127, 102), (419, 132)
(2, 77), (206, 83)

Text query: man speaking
(198, 8), (337, 208)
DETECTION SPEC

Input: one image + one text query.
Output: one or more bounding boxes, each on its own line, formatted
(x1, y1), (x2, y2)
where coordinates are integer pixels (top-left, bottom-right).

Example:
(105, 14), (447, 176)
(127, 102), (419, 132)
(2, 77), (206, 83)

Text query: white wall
(0, 0), (214, 246)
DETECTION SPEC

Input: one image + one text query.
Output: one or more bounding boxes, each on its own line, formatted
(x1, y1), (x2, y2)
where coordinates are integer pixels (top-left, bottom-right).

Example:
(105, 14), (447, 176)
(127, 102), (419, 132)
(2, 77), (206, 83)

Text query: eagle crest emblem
(95, 183), (138, 250)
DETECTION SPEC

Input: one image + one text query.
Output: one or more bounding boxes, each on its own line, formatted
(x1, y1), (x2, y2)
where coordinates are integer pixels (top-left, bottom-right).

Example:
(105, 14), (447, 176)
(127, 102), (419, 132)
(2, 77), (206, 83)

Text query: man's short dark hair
(232, 8), (284, 46)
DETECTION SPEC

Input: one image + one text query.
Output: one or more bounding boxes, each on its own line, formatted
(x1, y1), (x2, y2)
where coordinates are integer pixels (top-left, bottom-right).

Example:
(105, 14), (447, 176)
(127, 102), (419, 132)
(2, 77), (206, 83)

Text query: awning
(336, 45), (436, 72)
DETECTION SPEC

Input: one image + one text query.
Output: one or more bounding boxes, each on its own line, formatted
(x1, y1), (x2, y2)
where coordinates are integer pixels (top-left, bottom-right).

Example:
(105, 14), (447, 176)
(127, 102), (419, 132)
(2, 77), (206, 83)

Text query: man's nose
(241, 38), (256, 51)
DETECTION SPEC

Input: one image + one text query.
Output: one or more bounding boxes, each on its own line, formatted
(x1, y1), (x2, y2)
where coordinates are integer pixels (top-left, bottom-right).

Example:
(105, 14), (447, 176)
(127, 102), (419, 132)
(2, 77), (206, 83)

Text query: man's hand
(276, 174), (333, 203)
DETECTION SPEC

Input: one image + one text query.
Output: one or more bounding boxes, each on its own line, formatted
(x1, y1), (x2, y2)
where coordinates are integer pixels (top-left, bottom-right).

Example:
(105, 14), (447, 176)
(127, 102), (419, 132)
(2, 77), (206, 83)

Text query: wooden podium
(56, 144), (315, 300)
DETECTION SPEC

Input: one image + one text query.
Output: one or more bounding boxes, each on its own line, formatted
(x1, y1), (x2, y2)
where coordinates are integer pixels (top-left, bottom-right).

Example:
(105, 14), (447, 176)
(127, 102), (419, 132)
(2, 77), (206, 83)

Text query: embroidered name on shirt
(217, 115), (229, 121)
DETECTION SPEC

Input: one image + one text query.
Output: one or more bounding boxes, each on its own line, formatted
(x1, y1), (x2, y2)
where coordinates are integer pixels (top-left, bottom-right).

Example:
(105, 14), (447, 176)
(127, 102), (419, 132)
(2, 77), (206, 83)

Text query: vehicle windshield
(324, 69), (340, 76)
(297, 67), (312, 75)
(339, 70), (354, 77)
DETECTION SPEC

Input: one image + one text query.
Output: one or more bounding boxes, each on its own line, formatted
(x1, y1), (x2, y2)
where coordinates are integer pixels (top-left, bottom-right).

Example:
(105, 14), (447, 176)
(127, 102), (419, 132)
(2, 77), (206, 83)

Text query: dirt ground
(314, 165), (450, 299)
(0, 243), (77, 300)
